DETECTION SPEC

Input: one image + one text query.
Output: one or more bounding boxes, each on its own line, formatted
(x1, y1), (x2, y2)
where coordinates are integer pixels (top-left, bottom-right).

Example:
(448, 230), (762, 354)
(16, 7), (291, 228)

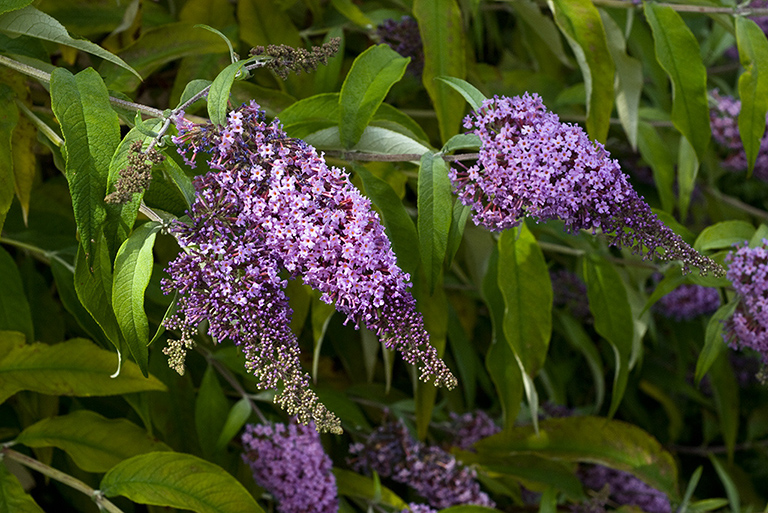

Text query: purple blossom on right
(348, 420), (495, 509)
(723, 240), (768, 362)
(377, 16), (424, 76)
(449, 94), (724, 277)
(657, 284), (720, 321)
(579, 465), (671, 513)
(445, 410), (500, 450)
(710, 90), (768, 180)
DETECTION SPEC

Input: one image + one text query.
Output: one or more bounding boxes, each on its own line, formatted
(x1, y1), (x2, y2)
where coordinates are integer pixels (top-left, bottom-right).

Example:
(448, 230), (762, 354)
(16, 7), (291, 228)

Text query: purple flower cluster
(710, 91), (768, 180)
(348, 420), (495, 509)
(377, 16), (424, 76)
(551, 269), (591, 321)
(163, 101), (455, 433)
(657, 284), (720, 321)
(445, 410), (500, 450)
(449, 94), (724, 276)
(724, 240), (768, 363)
(403, 504), (437, 513)
(579, 465), (671, 513)
(241, 421), (337, 513)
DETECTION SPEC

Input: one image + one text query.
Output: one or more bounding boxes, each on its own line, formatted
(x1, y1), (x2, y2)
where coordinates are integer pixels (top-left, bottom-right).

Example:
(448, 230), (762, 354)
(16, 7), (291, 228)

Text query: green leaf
(236, 0), (301, 49)
(339, 45), (409, 148)
(329, 0), (373, 28)
(677, 136), (699, 221)
(678, 466), (703, 513)
(0, 461), (44, 513)
(644, 3), (711, 159)
(445, 200), (471, 266)
(0, 85), (18, 234)
(511, 0), (570, 67)
(214, 397), (252, 452)
(50, 67), (120, 263)
(709, 352), (739, 460)
(304, 126), (430, 157)
(584, 255), (633, 417)
(441, 133), (481, 154)
(50, 259), (110, 347)
(482, 248), (523, 430)
(112, 222), (160, 376)
(101, 22), (229, 92)
(736, 17), (768, 176)
(475, 416), (680, 500)
(637, 122), (676, 213)
(162, 154), (196, 210)
(0, 0), (33, 15)
(601, 10), (642, 149)
(549, 0), (615, 142)
(498, 226), (552, 377)
(0, 338), (166, 404)
(355, 163), (420, 277)
(0, 247), (33, 342)
(418, 152), (453, 292)
(708, 456), (740, 513)
(333, 468), (408, 509)
(695, 221), (755, 252)
(75, 235), (123, 351)
(695, 300), (738, 385)
(195, 365), (230, 458)
(208, 60), (247, 127)
(101, 452), (264, 513)
(435, 77), (487, 112)
(177, 79), (212, 110)
(15, 410), (171, 473)
(414, 0), (467, 142)
(554, 312), (605, 413)
(0, 6), (141, 80)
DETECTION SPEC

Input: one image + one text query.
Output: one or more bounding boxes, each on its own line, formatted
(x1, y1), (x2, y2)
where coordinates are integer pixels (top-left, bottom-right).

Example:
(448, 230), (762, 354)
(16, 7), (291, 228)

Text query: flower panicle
(250, 38), (341, 80)
(450, 94), (725, 278)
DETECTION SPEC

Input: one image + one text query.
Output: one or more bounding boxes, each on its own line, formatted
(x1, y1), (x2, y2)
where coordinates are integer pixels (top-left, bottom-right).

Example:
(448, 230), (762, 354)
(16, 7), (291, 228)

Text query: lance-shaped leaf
(736, 17), (768, 176)
(695, 300), (738, 385)
(15, 410), (171, 473)
(498, 225), (552, 377)
(195, 365), (229, 458)
(334, 468), (408, 510)
(0, 6), (140, 79)
(0, 338), (166, 404)
(0, 461), (44, 513)
(208, 60), (248, 127)
(100, 452), (264, 513)
(0, 85), (18, 235)
(50, 68), (120, 263)
(548, 0), (615, 143)
(414, 0), (466, 143)
(585, 255), (633, 417)
(645, 3), (711, 159)
(418, 152), (453, 292)
(339, 45), (409, 148)
(436, 77), (487, 112)
(695, 220), (755, 252)
(637, 122), (676, 213)
(0, 246), (33, 343)
(112, 222), (160, 376)
(474, 416), (679, 500)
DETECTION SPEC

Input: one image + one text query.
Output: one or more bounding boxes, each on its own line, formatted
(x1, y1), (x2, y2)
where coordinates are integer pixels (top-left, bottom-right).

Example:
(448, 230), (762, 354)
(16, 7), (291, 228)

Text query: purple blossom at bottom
(162, 101), (455, 432)
(445, 410), (501, 450)
(449, 94), (724, 277)
(579, 465), (671, 513)
(241, 421), (337, 513)
(710, 90), (768, 181)
(348, 420), (495, 509)
(403, 504), (437, 513)
(724, 240), (768, 363)
(657, 284), (720, 321)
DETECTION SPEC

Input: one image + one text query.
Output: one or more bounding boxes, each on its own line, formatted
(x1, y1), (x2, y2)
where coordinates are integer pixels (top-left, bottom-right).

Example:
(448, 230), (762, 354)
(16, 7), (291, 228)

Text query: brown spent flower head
(105, 141), (165, 204)
(250, 38), (341, 80)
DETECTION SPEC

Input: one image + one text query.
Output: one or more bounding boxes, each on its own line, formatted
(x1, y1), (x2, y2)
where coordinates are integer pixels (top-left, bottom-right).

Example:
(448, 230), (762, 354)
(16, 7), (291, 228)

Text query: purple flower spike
(724, 240), (768, 363)
(446, 410), (500, 450)
(163, 102), (455, 433)
(710, 90), (768, 180)
(449, 94), (724, 277)
(349, 420), (495, 509)
(579, 465), (671, 513)
(242, 421), (337, 513)
(657, 284), (720, 321)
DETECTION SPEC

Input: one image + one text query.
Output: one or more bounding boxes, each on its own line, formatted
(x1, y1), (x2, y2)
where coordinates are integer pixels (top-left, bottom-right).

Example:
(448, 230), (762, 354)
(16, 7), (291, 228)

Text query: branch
(1, 447), (125, 513)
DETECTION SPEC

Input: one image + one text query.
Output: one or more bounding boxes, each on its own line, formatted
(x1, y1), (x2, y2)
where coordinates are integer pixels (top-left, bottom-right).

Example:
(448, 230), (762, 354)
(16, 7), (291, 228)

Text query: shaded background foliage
(2, 0), (768, 512)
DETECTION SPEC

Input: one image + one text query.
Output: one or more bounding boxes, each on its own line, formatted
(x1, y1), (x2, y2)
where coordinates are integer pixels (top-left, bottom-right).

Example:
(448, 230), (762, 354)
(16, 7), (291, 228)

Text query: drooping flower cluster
(449, 94), (725, 276)
(163, 101), (455, 433)
(723, 240), (768, 362)
(348, 420), (495, 509)
(241, 421), (337, 513)
(578, 465), (671, 513)
(445, 410), (500, 450)
(403, 504), (437, 513)
(377, 16), (424, 76)
(710, 91), (768, 180)
(550, 269), (591, 321)
(657, 284), (721, 321)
